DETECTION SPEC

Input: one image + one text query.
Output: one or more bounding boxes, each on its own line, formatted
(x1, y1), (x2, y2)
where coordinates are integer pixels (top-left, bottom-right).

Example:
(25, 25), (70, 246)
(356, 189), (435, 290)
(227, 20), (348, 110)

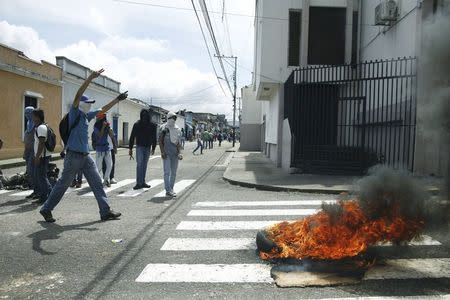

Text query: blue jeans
(41, 151), (110, 217)
(136, 146), (151, 186)
(75, 170), (83, 183)
(34, 156), (52, 201)
(26, 151), (35, 190)
(163, 155), (179, 193)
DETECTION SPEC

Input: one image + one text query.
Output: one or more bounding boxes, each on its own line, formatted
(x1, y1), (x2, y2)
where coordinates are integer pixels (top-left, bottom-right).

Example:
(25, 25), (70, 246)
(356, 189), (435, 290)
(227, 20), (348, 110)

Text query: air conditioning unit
(375, 0), (399, 26)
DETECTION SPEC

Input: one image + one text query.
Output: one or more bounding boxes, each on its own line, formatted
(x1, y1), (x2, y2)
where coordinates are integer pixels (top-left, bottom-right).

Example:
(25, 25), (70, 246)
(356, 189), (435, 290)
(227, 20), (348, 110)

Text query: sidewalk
(0, 148), (129, 170)
(223, 151), (442, 194)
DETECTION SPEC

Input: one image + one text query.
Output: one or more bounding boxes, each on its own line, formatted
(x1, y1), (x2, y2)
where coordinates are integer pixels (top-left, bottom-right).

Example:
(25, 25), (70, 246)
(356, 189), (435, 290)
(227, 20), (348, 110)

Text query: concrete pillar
(345, 0), (354, 64)
(300, 0), (310, 66)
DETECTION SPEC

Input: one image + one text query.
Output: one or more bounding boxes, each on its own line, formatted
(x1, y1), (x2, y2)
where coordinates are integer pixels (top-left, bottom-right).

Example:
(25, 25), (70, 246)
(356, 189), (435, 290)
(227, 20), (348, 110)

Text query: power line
(112, 0), (288, 21)
(198, 0), (233, 95)
(190, 0), (227, 96)
(151, 83), (218, 100)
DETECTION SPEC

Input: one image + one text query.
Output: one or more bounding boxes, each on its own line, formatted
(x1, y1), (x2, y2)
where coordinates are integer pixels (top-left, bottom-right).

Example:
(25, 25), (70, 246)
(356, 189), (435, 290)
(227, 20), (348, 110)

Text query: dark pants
(193, 140), (203, 154)
(34, 156), (52, 202)
(218, 140), (222, 147)
(102, 150), (115, 179)
(209, 140), (213, 149)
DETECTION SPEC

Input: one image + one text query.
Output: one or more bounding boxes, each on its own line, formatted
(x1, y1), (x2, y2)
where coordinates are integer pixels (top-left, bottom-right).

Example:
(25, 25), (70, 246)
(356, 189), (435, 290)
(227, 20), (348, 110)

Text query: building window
(288, 10), (302, 66)
(24, 96), (37, 133)
(308, 7), (346, 65)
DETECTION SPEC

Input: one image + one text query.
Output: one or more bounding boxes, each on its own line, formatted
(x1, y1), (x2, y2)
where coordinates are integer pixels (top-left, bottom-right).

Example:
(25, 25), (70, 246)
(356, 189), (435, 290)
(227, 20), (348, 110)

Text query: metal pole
(233, 56), (237, 147)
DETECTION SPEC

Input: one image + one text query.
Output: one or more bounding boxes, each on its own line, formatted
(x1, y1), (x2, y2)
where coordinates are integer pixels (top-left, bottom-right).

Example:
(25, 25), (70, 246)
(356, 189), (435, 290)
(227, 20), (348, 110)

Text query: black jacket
(129, 121), (157, 150)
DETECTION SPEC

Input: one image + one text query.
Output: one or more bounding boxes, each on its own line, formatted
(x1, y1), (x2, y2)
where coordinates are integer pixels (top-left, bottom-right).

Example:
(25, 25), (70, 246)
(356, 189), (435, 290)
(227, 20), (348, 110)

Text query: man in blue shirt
(40, 68), (127, 223)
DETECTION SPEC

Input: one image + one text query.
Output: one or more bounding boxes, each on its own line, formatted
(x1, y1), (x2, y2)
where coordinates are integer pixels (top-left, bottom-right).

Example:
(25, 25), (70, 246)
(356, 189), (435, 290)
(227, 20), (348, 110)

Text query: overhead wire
(198, 0), (233, 96)
(151, 83), (219, 100)
(190, 0), (227, 96)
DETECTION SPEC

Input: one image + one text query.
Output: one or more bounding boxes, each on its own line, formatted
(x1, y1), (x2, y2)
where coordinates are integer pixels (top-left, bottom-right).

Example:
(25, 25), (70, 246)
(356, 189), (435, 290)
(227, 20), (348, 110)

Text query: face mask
(167, 119), (175, 127)
(79, 102), (92, 114)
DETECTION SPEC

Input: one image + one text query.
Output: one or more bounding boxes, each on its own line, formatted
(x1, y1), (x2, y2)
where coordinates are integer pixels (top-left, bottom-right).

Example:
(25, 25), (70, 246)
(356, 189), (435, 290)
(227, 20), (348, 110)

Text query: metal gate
(285, 57), (417, 175)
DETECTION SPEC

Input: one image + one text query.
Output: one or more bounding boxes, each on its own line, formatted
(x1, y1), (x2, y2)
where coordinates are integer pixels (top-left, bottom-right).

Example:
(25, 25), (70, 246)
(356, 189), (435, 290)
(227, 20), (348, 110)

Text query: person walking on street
(218, 132), (223, 147)
(40, 68), (126, 223)
(93, 113), (115, 187)
(180, 128), (186, 149)
(24, 106), (38, 199)
(192, 129), (203, 155)
(202, 130), (209, 150)
(129, 109), (157, 190)
(31, 109), (53, 205)
(208, 131), (213, 149)
(159, 112), (182, 198)
(103, 133), (118, 184)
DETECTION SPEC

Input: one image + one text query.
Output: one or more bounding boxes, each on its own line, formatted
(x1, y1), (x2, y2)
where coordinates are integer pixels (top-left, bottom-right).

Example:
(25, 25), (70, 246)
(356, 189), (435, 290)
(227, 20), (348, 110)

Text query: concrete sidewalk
(223, 151), (441, 194)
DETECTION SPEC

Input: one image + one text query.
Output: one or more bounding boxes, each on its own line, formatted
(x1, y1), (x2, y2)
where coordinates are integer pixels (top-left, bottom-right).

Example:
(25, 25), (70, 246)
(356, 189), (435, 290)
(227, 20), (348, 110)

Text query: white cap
(167, 111), (177, 119)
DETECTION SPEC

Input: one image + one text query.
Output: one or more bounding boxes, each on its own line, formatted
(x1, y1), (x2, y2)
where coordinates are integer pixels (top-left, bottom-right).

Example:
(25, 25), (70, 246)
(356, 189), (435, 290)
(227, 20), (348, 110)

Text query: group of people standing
(192, 130), (231, 155)
(19, 68), (184, 224)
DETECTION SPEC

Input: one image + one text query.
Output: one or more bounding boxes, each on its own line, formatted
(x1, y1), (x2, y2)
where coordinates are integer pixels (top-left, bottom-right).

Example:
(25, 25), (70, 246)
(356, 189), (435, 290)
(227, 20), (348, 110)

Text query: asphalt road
(0, 141), (449, 300)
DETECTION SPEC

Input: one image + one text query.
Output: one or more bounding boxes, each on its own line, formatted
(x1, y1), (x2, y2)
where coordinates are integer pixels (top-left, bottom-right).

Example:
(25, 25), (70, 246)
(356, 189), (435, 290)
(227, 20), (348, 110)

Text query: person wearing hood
(39, 68), (127, 223)
(24, 106), (37, 198)
(129, 109), (157, 190)
(159, 111), (182, 198)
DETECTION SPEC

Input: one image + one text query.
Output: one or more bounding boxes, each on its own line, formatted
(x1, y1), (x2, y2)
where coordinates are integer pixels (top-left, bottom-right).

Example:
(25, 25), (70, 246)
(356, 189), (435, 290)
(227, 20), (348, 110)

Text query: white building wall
(360, 0), (419, 61)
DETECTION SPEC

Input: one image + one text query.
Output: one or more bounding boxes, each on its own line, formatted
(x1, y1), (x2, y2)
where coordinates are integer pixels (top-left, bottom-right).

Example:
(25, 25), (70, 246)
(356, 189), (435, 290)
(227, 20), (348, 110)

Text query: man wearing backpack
(31, 109), (53, 205)
(40, 68), (126, 223)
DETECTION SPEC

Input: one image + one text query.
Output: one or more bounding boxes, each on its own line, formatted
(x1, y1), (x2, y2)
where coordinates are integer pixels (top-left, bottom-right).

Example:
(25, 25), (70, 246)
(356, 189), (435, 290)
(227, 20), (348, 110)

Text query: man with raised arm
(40, 69), (128, 223)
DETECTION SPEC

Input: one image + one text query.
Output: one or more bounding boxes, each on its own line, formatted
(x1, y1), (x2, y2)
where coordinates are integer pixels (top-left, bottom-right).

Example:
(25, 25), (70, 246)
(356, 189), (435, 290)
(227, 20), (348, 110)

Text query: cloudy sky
(0, 0), (255, 118)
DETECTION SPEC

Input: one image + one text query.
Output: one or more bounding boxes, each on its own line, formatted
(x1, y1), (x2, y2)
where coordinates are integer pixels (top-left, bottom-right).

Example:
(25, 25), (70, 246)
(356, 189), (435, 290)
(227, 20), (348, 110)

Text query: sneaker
(104, 180), (111, 187)
(110, 178), (118, 184)
(133, 184), (143, 190)
(165, 191), (176, 198)
(70, 181), (77, 188)
(76, 182), (82, 189)
(142, 183), (151, 189)
(26, 192), (37, 199)
(40, 210), (55, 223)
(101, 210), (121, 221)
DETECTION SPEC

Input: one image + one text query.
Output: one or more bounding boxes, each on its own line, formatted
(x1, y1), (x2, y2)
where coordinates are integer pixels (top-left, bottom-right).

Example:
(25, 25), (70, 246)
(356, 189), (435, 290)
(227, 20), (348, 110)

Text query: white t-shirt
(34, 124), (52, 158)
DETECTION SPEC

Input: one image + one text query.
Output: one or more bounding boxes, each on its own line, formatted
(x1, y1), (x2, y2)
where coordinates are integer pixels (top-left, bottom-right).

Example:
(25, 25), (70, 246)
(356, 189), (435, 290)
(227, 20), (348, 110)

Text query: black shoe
(26, 192), (36, 199)
(70, 181), (77, 188)
(101, 210), (121, 221)
(32, 194), (41, 200)
(40, 210), (55, 223)
(133, 185), (143, 190)
(142, 183), (151, 189)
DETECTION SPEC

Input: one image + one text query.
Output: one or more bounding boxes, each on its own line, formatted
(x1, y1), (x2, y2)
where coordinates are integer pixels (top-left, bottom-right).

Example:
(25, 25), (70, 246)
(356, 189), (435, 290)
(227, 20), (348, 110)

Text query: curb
(222, 174), (350, 195)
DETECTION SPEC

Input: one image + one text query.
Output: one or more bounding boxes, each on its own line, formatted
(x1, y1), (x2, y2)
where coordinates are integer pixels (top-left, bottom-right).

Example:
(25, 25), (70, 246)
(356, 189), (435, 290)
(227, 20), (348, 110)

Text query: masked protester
(93, 113), (115, 187)
(159, 111), (182, 198)
(39, 68), (127, 223)
(129, 109), (157, 190)
(24, 106), (37, 198)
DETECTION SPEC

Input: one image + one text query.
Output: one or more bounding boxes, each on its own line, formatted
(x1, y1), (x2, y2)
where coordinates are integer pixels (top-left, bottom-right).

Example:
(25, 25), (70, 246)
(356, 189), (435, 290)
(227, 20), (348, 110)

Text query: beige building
(0, 43), (63, 160)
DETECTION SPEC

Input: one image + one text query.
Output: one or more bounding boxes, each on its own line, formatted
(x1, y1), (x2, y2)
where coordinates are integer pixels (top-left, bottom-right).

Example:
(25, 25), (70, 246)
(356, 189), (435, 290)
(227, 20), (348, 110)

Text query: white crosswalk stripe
(82, 179), (135, 197)
(160, 235), (441, 251)
(154, 180), (196, 198)
(136, 264), (273, 283)
(187, 208), (319, 216)
(176, 220), (294, 230)
(0, 190), (12, 195)
(193, 200), (338, 207)
(10, 190), (33, 197)
(118, 179), (164, 197)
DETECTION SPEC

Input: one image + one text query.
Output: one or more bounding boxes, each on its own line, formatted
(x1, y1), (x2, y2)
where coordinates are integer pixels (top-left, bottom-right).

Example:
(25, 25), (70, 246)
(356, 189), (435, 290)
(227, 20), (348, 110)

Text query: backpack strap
(69, 115), (81, 134)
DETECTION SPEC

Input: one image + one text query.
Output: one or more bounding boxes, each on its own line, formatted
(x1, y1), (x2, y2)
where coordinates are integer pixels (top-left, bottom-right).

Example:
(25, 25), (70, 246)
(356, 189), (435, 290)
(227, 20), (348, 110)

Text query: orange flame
(260, 200), (425, 260)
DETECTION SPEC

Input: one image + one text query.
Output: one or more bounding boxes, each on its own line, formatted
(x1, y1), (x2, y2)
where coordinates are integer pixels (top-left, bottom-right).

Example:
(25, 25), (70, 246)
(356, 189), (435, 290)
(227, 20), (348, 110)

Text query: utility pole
(214, 54), (237, 147)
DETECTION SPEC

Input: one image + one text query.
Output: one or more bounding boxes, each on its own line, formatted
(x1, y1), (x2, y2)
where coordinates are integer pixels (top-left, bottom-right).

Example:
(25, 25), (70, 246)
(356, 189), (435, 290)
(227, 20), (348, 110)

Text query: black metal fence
(285, 57), (417, 175)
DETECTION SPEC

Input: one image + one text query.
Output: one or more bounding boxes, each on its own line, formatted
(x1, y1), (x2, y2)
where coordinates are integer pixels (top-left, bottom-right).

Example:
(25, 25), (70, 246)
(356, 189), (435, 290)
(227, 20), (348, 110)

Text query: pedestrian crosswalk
(0, 178), (196, 200)
(136, 197), (450, 289)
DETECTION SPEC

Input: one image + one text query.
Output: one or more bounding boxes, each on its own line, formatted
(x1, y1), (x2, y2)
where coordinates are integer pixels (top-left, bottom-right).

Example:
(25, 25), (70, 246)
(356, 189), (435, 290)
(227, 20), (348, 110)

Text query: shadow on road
(0, 199), (29, 208)
(27, 221), (100, 256)
(148, 196), (173, 204)
(0, 203), (38, 216)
